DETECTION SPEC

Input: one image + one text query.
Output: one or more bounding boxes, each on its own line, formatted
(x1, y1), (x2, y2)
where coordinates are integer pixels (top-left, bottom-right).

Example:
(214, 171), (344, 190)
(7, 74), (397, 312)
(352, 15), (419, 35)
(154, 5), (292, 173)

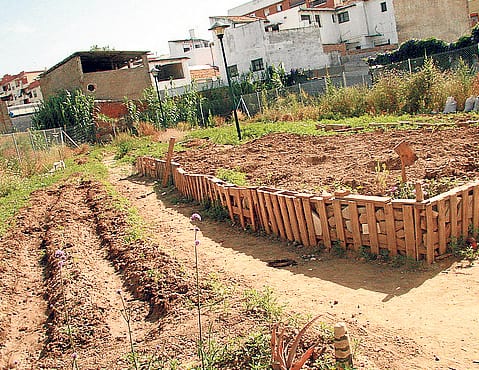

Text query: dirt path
(109, 161), (479, 370)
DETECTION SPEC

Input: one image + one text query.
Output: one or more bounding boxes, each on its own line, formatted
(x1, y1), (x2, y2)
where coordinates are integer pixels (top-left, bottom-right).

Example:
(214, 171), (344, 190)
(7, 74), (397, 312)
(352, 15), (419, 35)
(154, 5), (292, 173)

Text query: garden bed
(173, 125), (479, 198)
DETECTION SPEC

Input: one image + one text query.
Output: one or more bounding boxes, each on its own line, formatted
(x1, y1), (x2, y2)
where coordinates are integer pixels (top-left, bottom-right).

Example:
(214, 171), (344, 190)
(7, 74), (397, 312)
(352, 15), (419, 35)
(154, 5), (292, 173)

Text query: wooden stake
(415, 182), (424, 202)
(366, 203), (379, 255)
(162, 137), (176, 187)
(400, 157), (407, 183)
(403, 205), (416, 258)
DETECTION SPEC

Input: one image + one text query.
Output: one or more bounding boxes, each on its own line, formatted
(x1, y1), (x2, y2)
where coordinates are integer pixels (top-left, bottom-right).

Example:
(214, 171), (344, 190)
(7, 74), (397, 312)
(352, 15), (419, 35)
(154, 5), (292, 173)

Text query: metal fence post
(256, 91), (262, 114)
(11, 132), (21, 163)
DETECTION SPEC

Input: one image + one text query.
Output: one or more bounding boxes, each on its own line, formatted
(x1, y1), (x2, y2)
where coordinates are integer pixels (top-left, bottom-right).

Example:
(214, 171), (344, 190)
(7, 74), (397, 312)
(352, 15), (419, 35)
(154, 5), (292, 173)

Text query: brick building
(0, 71), (44, 106)
(40, 51), (151, 101)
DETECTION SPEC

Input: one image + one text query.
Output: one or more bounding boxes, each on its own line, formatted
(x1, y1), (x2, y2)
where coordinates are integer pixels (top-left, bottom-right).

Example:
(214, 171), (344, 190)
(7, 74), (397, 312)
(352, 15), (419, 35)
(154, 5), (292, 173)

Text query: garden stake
(162, 137), (175, 187)
(394, 141), (417, 183)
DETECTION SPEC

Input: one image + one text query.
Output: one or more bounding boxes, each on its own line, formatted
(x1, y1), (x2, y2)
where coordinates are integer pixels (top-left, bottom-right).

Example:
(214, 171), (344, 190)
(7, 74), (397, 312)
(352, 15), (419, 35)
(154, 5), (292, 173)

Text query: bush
(318, 84), (368, 119)
(32, 90), (96, 142)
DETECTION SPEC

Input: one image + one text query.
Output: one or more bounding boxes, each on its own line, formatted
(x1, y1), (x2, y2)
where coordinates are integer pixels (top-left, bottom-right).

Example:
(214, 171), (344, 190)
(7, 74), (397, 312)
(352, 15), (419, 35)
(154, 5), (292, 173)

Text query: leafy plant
(117, 289), (139, 370)
(271, 315), (325, 370)
(448, 233), (479, 266)
(200, 198), (230, 222)
(243, 287), (284, 322)
(391, 254), (423, 270)
(216, 168), (248, 186)
(331, 241), (346, 258)
(358, 246), (377, 261)
(32, 89), (96, 142)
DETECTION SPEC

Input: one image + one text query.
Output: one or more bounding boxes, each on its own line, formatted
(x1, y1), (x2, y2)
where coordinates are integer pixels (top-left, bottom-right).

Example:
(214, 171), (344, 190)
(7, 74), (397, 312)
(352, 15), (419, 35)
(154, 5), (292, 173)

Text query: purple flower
(390, 186), (398, 193)
(72, 352), (78, 359)
(195, 240), (200, 246)
(191, 213), (202, 222)
(57, 260), (65, 269)
(54, 250), (66, 259)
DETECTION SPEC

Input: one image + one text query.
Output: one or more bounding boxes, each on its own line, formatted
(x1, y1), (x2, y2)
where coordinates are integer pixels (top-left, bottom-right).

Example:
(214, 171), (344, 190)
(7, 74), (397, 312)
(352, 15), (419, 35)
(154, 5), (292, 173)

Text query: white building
(210, 0), (398, 80)
(148, 56), (192, 92)
(168, 30), (216, 67)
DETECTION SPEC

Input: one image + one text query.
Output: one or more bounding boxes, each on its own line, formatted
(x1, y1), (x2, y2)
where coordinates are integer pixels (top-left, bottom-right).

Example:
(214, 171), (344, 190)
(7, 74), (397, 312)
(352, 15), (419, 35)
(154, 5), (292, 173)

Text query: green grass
(183, 113), (455, 146)
(243, 286), (284, 322)
(106, 134), (184, 164)
(216, 168), (248, 186)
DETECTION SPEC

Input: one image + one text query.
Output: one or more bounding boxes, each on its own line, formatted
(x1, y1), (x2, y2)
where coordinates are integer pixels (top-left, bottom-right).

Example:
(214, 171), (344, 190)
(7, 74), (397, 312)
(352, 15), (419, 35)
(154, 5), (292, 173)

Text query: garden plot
(174, 126), (479, 198)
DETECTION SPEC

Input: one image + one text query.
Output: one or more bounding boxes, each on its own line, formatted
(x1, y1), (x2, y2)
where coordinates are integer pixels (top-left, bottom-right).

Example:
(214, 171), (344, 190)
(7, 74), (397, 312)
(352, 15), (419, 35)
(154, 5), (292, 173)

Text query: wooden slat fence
(137, 156), (479, 263)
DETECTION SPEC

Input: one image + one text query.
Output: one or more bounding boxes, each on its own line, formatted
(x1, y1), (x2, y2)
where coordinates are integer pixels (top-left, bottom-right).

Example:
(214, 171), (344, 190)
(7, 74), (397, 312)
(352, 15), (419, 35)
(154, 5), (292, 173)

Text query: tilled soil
(1, 157), (479, 369)
(0, 178), (202, 369)
(173, 126), (479, 196)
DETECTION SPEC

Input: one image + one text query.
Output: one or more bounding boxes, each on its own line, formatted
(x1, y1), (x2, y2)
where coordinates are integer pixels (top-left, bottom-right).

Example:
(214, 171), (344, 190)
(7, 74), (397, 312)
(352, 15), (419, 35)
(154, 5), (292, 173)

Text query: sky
(0, 0), (246, 76)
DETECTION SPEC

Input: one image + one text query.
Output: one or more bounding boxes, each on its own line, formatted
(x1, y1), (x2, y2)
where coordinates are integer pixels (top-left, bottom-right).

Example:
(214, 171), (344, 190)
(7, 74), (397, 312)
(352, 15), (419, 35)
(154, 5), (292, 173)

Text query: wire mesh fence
(0, 128), (78, 173)
(237, 73), (366, 116)
(370, 44), (479, 78)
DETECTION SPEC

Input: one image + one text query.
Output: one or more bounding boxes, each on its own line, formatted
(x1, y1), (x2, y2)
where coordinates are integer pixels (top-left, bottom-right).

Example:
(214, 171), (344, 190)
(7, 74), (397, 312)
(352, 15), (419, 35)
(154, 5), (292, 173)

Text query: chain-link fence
(0, 128), (78, 172)
(237, 73), (368, 116)
(370, 44), (479, 78)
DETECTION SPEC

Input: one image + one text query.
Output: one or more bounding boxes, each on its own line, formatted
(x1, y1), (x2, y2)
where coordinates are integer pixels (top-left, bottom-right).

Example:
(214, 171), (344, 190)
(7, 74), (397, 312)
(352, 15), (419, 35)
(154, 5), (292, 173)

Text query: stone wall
(393, 0), (470, 43)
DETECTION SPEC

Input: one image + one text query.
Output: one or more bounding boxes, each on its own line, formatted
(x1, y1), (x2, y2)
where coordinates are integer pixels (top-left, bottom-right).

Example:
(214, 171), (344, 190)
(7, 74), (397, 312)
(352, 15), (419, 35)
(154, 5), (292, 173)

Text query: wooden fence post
(162, 137), (175, 187)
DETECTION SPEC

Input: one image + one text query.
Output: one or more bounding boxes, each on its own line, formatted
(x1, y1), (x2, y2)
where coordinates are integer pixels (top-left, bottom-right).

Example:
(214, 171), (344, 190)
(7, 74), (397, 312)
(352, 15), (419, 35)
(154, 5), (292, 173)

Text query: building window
(251, 58), (264, 72)
(183, 47), (191, 52)
(315, 14), (321, 26)
(277, 4), (283, 11)
(310, 0), (327, 6)
(227, 65), (239, 77)
(301, 14), (311, 24)
(264, 8), (270, 16)
(332, 14), (336, 23)
(380, 2), (387, 12)
(338, 11), (349, 23)
(289, 0), (305, 7)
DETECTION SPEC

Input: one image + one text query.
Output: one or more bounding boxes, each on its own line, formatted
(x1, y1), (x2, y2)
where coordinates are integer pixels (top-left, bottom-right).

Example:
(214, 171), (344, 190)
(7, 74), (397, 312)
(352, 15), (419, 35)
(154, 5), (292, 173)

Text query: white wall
(265, 26), (341, 71)
(211, 19), (341, 80)
(148, 60), (192, 91)
(324, 0), (397, 49)
(267, 7), (301, 29)
(364, 0), (397, 46)
(168, 40), (214, 66)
